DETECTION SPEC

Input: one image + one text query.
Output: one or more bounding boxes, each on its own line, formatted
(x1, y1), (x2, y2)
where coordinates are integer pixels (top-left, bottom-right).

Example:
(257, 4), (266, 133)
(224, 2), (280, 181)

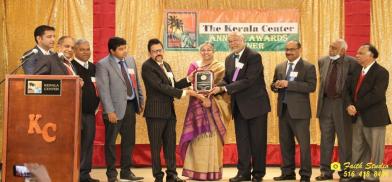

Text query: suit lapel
(281, 61), (288, 79)
(109, 55), (126, 84)
(293, 59), (304, 81)
(321, 58), (330, 84)
(358, 62), (377, 95)
(150, 59), (171, 84)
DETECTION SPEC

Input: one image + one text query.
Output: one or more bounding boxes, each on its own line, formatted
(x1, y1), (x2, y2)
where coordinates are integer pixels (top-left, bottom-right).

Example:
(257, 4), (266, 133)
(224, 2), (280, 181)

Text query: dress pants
(80, 113), (96, 181)
(233, 102), (268, 178)
(104, 100), (136, 178)
(279, 104), (312, 178)
(146, 116), (178, 178)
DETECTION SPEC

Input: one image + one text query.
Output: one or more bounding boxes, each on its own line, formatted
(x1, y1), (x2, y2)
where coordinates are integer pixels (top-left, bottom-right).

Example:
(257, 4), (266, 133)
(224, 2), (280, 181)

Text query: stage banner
(164, 9), (299, 52)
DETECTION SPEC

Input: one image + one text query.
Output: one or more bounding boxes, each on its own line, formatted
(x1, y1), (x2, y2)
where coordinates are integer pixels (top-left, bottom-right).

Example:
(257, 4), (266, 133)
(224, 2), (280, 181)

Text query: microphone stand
(0, 57), (30, 85)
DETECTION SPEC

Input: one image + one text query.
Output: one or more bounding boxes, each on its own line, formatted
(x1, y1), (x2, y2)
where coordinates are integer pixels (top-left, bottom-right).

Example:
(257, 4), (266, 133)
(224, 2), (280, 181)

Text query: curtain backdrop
(0, 0), (391, 159)
(115, 0), (345, 144)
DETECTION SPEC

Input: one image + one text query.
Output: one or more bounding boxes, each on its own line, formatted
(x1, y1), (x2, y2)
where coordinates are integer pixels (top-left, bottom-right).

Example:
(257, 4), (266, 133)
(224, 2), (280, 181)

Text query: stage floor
(90, 167), (392, 181)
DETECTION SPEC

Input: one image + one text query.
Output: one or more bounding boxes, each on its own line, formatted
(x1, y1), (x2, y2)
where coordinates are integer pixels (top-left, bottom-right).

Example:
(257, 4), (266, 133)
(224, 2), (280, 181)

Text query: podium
(2, 75), (81, 182)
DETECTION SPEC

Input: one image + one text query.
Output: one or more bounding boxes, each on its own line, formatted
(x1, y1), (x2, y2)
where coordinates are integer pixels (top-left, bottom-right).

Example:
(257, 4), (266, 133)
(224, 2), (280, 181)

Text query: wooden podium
(2, 75), (81, 182)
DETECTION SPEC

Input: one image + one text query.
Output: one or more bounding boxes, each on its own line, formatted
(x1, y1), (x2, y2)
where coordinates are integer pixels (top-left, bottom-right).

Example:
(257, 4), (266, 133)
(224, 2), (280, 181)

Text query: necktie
(286, 63), (294, 80)
(232, 54), (240, 81)
(63, 61), (74, 75)
(119, 61), (134, 97)
(84, 62), (89, 69)
(326, 59), (338, 97)
(354, 71), (366, 101)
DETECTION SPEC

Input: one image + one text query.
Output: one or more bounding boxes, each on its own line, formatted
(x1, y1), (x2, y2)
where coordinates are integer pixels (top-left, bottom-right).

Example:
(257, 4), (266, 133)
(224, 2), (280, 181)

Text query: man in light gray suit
(316, 39), (357, 181)
(271, 40), (317, 182)
(96, 37), (144, 182)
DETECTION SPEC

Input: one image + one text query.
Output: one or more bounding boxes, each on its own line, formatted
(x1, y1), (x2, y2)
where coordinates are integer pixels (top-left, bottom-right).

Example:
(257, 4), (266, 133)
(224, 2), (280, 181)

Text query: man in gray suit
(96, 37), (144, 182)
(271, 40), (317, 182)
(316, 39), (357, 181)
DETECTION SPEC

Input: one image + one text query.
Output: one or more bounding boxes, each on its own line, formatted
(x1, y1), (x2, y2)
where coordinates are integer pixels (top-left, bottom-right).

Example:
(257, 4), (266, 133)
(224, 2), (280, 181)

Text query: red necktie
(354, 71), (365, 101)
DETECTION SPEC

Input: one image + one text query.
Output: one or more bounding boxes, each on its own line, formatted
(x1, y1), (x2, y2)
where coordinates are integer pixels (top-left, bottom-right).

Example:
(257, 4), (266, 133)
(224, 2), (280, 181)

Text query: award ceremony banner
(164, 9), (299, 52)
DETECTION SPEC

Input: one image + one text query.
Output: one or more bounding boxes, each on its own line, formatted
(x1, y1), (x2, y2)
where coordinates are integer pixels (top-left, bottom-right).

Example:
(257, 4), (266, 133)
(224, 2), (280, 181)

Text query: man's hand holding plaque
(194, 70), (214, 94)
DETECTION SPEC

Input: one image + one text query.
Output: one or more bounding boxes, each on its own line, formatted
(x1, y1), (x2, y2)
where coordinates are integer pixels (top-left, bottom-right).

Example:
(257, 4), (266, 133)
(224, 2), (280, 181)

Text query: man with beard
(141, 38), (199, 182)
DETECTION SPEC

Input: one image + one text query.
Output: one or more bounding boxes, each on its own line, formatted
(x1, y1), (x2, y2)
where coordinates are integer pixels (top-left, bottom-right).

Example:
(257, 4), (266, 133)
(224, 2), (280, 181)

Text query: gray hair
(336, 38), (348, 50)
(199, 41), (215, 51)
(74, 39), (90, 48)
(228, 31), (245, 40)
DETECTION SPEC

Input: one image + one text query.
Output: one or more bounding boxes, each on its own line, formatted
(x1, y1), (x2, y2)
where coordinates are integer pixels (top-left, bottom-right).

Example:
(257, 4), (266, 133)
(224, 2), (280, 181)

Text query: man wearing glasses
(271, 40), (317, 182)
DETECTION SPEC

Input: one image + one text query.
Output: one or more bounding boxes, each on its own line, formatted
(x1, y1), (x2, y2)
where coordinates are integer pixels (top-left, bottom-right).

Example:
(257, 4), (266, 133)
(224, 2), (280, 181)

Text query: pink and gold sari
(179, 60), (231, 181)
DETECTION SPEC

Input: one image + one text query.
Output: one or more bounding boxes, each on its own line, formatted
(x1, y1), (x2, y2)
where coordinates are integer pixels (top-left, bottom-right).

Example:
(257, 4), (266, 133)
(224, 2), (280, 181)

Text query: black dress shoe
(252, 176), (263, 182)
(229, 174), (251, 182)
(315, 174), (333, 181)
(166, 176), (186, 182)
(339, 177), (351, 182)
(300, 176), (310, 182)
(273, 174), (296, 181)
(80, 177), (100, 182)
(120, 172), (144, 181)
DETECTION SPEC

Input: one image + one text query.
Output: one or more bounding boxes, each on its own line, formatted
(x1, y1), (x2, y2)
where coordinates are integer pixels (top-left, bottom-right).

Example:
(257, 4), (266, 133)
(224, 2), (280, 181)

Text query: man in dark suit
(271, 40), (316, 182)
(141, 38), (197, 182)
(316, 39), (357, 181)
(71, 39), (100, 182)
(210, 32), (271, 182)
(96, 37), (144, 182)
(345, 44), (390, 182)
(22, 25), (55, 74)
(33, 36), (76, 75)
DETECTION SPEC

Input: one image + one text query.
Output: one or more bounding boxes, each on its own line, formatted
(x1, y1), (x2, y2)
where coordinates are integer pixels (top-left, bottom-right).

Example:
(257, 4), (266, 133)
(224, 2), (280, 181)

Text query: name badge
(290, 72), (298, 78)
(128, 68), (135, 75)
(235, 61), (244, 69)
(167, 72), (174, 78)
(91, 77), (96, 83)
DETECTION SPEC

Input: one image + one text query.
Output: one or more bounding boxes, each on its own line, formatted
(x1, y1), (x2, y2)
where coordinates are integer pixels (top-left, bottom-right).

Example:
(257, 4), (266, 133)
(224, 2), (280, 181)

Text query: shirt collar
(234, 47), (245, 59)
(37, 45), (51, 55)
(362, 60), (376, 75)
(74, 57), (89, 68)
(287, 56), (301, 67)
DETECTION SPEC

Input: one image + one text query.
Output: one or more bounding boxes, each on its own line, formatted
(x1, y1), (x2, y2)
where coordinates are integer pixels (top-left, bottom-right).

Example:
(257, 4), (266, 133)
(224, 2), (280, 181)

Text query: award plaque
(194, 70), (214, 93)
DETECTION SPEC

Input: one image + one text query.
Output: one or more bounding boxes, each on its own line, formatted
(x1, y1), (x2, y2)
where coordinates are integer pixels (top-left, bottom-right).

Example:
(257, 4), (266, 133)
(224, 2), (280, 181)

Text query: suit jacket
(72, 60), (100, 114)
(22, 46), (52, 74)
(345, 62), (391, 127)
(33, 53), (68, 75)
(271, 58), (317, 119)
(141, 58), (191, 119)
(218, 47), (271, 119)
(96, 55), (144, 120)
(316, 55), (357, 117)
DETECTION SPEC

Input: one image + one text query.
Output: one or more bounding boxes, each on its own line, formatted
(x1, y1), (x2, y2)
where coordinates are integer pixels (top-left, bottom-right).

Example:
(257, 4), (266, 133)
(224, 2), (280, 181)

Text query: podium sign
(2, 75), (81, 182)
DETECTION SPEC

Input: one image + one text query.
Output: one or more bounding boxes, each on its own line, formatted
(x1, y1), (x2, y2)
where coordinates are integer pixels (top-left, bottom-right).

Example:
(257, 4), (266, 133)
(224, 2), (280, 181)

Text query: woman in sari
(179, 42), (231, 181)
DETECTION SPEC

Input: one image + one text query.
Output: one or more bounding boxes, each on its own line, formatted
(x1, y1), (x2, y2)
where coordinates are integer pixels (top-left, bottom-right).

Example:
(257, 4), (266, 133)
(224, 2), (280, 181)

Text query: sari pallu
(179, 61), (231, 180)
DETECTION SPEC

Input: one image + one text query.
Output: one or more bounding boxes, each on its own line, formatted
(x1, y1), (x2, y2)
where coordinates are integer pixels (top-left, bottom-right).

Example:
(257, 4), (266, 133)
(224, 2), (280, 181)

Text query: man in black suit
(71, 39), (100, 182)
(271, 40), (316, 182)
(22, 25), (55, 74)
(141, 38), (198, 182)
(345, 44), (390, 182)
(210, 32), (271, 182)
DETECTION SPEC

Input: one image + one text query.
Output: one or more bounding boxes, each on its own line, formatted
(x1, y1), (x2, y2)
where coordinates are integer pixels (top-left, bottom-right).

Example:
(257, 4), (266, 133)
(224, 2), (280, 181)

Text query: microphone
(0, 48), (39, 84)
(21, 49), (38, 60)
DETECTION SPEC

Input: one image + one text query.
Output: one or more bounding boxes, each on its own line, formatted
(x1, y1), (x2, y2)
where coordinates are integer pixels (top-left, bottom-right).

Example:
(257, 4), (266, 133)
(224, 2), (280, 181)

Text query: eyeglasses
(285, 48), (299, 52)
(151, 49), (163, 54)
